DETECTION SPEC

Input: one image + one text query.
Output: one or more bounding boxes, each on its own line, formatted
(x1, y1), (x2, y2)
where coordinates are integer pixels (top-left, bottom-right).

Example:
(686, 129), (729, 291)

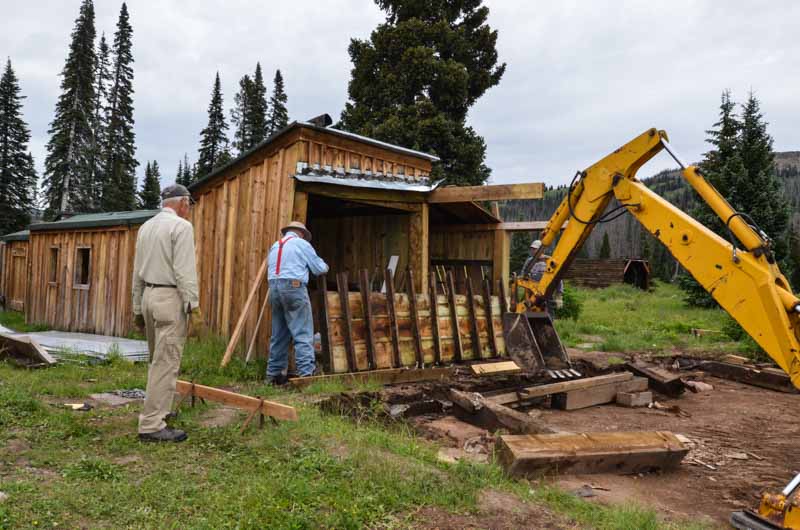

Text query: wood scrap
(497, 431), (689, 477)
(484, 372), (634, 406)
(175, 380), (297, 422)
(0, 332), (56, 367)
(551, 377), (647, 410)
(288, 366), (453, 389)
(698, 360), (797, 393)
(449, 389), (553, 434)
(626, 360), (685, 397)
(470, 360), (521, 376)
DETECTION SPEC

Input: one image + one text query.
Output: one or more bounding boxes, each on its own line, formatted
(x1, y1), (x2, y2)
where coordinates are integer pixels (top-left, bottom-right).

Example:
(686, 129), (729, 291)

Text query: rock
(616, 391), (653, 408)
(727, 452), (749, 460)
(90, 392), (139, 407)
(0, 491), (8, 503)
(685, 380), (714, 393)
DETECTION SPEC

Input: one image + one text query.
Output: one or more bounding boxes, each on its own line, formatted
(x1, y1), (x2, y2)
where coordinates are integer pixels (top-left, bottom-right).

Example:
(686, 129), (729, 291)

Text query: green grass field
(0, 285), (728, 529)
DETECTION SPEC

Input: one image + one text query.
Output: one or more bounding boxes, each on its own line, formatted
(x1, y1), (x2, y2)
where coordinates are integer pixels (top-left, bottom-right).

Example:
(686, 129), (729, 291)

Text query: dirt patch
(4, 438), (30, 454)
(539, 375), (800, 525)
(198, 406), (241, 428)
(112, 455), (142, 466)
(414, 416), (488, 447)
(409, 489), (574, 529)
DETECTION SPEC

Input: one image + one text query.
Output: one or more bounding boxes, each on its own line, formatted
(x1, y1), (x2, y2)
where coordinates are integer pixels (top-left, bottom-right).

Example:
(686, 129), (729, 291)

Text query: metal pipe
(782, 472), (800, 497)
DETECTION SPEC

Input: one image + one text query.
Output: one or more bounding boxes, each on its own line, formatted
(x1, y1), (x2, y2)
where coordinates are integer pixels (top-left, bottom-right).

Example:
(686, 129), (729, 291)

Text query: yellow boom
(516, 128), (800, 389)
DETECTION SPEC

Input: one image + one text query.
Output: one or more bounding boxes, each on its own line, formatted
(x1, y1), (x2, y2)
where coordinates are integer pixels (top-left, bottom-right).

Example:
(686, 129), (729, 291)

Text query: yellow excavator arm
(516, 128), (800, 389)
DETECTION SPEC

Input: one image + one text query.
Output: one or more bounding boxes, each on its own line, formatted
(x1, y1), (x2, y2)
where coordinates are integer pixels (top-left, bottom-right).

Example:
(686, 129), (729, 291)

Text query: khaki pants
(138, 287), (187, 434)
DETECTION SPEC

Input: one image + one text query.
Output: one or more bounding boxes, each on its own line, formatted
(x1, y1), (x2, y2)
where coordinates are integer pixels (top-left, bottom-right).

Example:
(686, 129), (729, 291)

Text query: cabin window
(49, 247), (60, 284)
(74, 247), (91, 288)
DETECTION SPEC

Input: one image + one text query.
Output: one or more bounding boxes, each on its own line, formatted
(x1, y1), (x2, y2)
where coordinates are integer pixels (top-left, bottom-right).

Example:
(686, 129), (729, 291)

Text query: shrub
(555, 283), (582, 321)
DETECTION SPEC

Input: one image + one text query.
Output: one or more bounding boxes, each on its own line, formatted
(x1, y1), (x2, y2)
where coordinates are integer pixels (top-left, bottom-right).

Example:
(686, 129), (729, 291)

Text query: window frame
(73, 246), (92, 290)
(48, 246), (60, 286)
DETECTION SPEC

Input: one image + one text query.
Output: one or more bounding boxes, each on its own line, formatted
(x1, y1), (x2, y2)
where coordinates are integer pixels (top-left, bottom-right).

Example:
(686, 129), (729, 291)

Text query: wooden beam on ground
(429, 272), (442, 365)
(699, 360), (797, 393)
(359, 269), (377, 370)
(337, 271), (357, 372)
(465, 275), (482, 359)
(176, 380), (297, 421)
(428, 183), (545, 204)
(406, 269), (424, 367)
(288, 366), (453, 389)
(482, 278), (499, 358)
(450, 389), (553, 435)
(497, 431), (689, 477)
(471, 360), (521, 376)
(221, 257), (268, 367)
(384, 268), (401, 368)
(551, 377), (648, 411)
(317, 275), (333, 373)
(445, 270), (463, 362)
(626, 360), (685, 397)
(485, 372), (634, 406)
(0, 333), (56, 367)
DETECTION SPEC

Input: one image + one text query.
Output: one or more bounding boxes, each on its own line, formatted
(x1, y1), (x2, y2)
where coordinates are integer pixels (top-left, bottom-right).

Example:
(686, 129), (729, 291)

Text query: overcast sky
(3, 0), (799, 192)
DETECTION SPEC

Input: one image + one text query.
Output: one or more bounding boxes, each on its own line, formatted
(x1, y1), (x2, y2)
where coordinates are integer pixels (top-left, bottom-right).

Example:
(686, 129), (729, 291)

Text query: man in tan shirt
(132, 184), (203, 442)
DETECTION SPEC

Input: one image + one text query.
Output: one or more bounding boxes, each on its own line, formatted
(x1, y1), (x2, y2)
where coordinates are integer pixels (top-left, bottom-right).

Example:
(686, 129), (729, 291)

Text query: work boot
(138, 427), (188, 443)
(265, 374), (288, 386)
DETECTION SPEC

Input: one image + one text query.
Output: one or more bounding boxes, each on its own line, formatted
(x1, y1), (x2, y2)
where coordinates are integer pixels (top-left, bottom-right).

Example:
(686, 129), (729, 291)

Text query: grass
(555, 281), (752, 357)
(0, 311), (48, 333)
(0, 310), (712, 529)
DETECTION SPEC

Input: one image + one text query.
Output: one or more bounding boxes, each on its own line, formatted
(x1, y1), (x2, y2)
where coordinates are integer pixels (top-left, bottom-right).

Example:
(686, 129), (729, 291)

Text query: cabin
(25, 210), (158, 336)
(189, 117), (545, 369)
(0, 230), (30, 312)
(561, 258), (651, 290)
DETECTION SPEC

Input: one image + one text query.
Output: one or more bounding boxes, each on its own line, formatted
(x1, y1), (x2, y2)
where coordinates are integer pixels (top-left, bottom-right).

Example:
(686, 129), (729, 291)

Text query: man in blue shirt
(266, 221), (329, 384)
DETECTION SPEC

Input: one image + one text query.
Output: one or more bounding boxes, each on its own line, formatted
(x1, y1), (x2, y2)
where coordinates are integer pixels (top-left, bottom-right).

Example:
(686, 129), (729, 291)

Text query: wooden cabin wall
(26, 227), (138, 336)
(430, 230), (493, 262)
(308, 214), (410, 287)
(0, 241), (28, 311)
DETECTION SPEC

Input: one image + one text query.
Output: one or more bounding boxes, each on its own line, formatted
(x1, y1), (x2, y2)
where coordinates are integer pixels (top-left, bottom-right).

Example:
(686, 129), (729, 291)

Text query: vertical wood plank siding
(0, 241), (28, 311)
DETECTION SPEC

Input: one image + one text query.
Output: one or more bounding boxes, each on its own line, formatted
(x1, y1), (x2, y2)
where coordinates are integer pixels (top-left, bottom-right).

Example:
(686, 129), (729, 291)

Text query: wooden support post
(317, 275), (333, 373)
(407, 269), (424, 367)
(384, 268), (402, 368)
(498, 278), (509, 314)
(221, 257), (268, 367)
(465, 275), (482, 359)
(359, 269), (377, 370)
(446, 270), (463, 362)
(244, 288), (271, 363)
(482, 277), (499, 358)
(429, 272), (442, 365)
(337, 271), (357, 372)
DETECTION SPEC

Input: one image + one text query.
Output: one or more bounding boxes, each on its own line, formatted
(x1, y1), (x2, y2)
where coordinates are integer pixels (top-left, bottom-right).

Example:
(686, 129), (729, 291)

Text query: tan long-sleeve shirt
(132, 208), (199, 315)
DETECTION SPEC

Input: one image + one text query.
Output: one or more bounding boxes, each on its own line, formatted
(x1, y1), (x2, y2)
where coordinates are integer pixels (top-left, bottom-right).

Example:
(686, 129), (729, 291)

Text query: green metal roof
(29, 210), (160, 232)
(0, 229), (30, 242)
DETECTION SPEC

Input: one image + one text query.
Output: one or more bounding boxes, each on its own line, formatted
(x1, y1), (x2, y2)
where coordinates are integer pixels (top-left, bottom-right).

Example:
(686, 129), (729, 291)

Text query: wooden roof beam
(428, 183), (545, 203)
(431, 221), (564, 233)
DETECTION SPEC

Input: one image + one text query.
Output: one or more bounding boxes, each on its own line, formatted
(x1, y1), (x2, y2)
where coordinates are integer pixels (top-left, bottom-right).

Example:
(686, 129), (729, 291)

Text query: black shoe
(138, 427), (188, 443)
(265, 374), (288, 386)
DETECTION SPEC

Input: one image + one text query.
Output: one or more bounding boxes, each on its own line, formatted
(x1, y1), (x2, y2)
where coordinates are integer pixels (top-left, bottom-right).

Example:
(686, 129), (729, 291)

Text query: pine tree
(265, 69), (288, 135)
(42, 0), (97, 218)
(339, 0), (505, 186)
(0, 60), (37, 234)
(788, 222), (800, 289)
(138, 160), (161, 209)
(175, 159), (184, 186)
(598, 232), (611, 259)
(101, 2), (138, 211)
(250, 63), (268, 144)
(183, 153), (193, 184)
(196, 72), (230, 178)
(230, 74), (254, 154)
(85, 33), (111, 211)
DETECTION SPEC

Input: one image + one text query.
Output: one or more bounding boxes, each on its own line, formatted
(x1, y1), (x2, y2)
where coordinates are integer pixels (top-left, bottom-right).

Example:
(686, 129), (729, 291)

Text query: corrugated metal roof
(29, 210), (159, 232)
(293, 162), (444, 193)
(0, 230), (30, 242)
(189, 121), (440, 192)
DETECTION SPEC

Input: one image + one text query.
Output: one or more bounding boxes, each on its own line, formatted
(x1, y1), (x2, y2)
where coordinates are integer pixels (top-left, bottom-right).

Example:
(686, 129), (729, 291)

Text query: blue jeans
(267, 279), (315, 377)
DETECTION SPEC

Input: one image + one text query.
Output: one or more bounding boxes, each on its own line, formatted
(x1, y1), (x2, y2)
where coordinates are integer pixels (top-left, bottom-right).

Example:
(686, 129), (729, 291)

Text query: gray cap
(161, 184), (194, 202)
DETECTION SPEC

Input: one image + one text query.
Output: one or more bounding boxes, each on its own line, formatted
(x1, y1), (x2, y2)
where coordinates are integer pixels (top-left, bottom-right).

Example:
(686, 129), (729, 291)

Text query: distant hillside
(500, 151), (800, 280)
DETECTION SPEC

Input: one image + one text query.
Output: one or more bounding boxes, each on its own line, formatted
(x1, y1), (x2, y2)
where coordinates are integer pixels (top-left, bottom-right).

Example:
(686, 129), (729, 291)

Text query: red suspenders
(274, 235), (295, 276)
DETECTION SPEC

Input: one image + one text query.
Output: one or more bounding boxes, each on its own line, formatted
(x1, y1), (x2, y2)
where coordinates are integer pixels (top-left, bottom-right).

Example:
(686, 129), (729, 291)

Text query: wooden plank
(428, 183), (544, 203)
(482, 277), (499, 358)
(551, 377), (648, 411)
(485, 372), (635, 406)
(430, 221), (558, 233)
(450, 389), (553, 435)
(428, 272), (442, 365)
(465, 275), (482, 359)
(220, 257), (268, 367)
(337, 271), (358, 372)
(497, 431), (689, 477)
(175, 380), (297, 422)
(317, 274), (333, 373)
(699, 360), (797, 393)
(406, 269), (424, 367)
(296, 182), (426, 204)
(471, 360), (521, 376)
(626, 360), (685, 397)
(359, 269), (377, 370)
(493, 230), (510, 294)
(498, 278), (508, 314)
(384, 268), (401, 368)
(445, 270), (463, 362)
(288, 366), (453, 389)
(0, 333), (56, 367)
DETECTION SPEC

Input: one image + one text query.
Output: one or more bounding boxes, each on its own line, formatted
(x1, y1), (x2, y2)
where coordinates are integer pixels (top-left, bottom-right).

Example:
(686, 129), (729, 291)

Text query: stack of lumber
(560, 259), (629, 288)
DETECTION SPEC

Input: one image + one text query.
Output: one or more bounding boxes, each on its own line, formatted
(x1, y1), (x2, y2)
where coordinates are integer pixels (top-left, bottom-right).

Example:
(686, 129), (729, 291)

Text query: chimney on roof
(307, 113), (333, 128)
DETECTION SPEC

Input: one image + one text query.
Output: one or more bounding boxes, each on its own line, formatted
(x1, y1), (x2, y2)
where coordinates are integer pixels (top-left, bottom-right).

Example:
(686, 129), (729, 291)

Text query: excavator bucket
(502, 312), (575, 377)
